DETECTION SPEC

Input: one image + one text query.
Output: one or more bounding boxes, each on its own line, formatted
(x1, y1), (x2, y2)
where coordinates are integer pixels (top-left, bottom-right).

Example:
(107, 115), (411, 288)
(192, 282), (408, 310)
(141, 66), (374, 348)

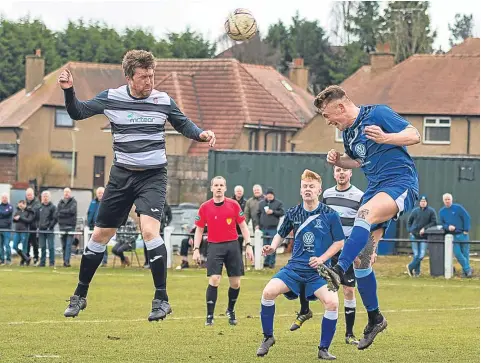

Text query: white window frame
(423, 117), (451, 145)
(335, 129), (343, 143)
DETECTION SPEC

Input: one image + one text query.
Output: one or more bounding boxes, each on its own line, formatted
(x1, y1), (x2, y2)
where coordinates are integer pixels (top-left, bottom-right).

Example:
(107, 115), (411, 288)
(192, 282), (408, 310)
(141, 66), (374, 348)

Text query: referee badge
(195, 216), (200, 221)
(226, 218), (233, 225)
(239, 211), (244, 216)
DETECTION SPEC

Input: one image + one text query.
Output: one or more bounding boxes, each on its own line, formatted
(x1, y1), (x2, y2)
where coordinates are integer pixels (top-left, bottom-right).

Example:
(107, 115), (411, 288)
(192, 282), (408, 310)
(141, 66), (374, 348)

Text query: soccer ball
(224, 8), (257, 41)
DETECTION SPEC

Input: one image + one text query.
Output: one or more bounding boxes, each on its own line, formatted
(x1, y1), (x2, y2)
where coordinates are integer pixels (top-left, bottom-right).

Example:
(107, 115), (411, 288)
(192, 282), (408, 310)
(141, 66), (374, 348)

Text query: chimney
(288, 58), (309, 91)
(369, 43), (395, 74)
(25, 49), (45, 94)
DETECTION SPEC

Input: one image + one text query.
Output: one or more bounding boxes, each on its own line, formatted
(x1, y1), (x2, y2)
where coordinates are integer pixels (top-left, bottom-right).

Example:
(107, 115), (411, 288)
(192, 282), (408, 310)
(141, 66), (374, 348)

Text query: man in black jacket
(233, 186), (247, 253)
(57, 188), (78, 267)
(257, 188), (284, 268)
(0, 193), (14, 265)
(26, 188), (41, 265)
(406, 195), (437, 277)
(12, 200), (35, 265)
(38, 191), (58, 267)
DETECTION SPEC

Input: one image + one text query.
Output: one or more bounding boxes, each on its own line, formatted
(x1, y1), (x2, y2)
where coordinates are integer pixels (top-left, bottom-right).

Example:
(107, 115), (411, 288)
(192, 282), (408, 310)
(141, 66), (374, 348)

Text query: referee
(193, 176), (254, 326)
(291, 166), (364, 345)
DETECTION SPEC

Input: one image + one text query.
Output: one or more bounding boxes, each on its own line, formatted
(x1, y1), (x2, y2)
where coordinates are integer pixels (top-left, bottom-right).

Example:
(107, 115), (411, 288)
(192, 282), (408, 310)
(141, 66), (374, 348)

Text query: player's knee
(142, 230), (160, 242)
(343, 286), (355, 300)
(229, 278), (240, 289)
(209, 275), (221, 287)
(262, 287), (278, 301)
(324, 297), (339, 311)
(91, 228), (115, 244)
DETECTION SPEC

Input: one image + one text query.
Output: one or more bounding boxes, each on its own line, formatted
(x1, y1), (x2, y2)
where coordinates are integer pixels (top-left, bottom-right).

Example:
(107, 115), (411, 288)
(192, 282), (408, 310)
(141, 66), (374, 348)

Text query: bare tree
(329, 1), (359, 44)
(21, 154), (70, 187)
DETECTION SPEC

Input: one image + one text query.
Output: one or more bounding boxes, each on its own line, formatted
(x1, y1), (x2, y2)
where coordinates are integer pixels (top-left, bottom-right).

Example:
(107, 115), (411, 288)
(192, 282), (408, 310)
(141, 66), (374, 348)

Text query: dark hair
(18, 200), (25, 204)
(314, 85), (348, 110)
(122, 50), (156, 78)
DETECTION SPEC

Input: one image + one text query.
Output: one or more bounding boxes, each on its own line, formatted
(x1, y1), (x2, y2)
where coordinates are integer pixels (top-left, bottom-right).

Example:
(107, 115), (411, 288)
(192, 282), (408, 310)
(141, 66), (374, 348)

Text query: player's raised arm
(58, 69), (106, 120)
(364, 105), (421, 146)
(168, 98), (216, 147)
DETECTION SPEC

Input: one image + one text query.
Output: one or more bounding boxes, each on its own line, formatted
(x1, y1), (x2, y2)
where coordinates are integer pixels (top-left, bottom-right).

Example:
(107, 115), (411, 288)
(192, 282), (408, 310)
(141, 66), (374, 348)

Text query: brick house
(291, 38), (480, 156)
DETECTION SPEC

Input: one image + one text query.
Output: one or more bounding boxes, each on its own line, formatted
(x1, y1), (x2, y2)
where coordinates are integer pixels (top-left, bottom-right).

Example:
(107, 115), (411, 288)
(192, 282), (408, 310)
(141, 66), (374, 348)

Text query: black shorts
(207, 240), (244, 277)
(96, 165), (167, 228)
(331, 253), (356, 288)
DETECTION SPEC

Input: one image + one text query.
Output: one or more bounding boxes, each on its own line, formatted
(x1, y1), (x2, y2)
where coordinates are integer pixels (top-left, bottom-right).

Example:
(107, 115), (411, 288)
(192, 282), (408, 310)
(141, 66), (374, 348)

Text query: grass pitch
(0, 254), (479, 363)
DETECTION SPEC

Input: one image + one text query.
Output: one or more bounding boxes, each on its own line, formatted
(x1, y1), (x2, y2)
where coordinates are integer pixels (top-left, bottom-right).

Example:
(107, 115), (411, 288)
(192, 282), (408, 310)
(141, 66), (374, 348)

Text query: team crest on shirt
(314, 219), (323, 229)
(153, 97), (158, 104)
(226, 218), (232, 225)
(355, 143), (366, 158)
(303, 232), (315, 253)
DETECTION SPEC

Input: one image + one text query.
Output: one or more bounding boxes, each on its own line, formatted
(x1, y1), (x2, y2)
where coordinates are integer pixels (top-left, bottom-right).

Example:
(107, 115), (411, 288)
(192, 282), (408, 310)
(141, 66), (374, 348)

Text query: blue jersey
(277, 203), (345, 273)
(343, 105), (418, 189)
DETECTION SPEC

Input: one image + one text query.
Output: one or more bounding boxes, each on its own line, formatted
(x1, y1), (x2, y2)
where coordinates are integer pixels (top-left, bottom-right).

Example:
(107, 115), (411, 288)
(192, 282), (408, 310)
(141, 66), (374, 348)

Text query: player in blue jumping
(314, 85), (420, 350)
(256, 169), (345, 360)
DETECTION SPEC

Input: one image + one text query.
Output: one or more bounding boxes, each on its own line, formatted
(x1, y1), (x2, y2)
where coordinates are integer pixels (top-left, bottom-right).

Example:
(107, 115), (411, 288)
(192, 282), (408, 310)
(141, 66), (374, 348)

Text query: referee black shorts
(331, 253), (356, 288)
(207, 240), (244, 277)
(95, 165), (167, 228)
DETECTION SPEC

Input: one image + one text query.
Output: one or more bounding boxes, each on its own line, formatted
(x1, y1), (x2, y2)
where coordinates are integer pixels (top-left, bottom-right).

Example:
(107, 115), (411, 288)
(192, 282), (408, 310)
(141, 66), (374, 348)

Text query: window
(265, 132), (284, 151)
(335, 129), (343, 142)
(51, 151), (77, 176)
(423, 117), (451, 144)
(55, 108), (74, 127)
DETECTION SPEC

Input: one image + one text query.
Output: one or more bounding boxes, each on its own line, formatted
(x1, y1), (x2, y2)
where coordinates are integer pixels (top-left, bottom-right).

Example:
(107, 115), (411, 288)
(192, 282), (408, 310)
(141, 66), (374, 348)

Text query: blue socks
(355, 266), (379, 312)
(320, 310), (338, 349)
(338, 218), (371, 272)
(260, 298), (275, 337)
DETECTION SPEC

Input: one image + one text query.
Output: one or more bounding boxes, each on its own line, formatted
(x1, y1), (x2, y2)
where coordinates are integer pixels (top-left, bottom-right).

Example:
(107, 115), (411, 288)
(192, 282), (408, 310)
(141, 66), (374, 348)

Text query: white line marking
(31, 355), (61, 358)
(4, 307), (479, 326)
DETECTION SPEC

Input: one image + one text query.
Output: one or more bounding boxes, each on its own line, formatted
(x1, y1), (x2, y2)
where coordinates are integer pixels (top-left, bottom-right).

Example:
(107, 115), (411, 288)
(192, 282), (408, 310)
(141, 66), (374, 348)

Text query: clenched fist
(58, 69), (74, 89)
(326, 149), (341, 165)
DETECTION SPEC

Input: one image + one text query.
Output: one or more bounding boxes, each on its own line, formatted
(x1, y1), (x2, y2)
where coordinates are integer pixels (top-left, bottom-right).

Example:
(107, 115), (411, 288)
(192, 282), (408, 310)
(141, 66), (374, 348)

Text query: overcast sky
(1, 0), (479, 52)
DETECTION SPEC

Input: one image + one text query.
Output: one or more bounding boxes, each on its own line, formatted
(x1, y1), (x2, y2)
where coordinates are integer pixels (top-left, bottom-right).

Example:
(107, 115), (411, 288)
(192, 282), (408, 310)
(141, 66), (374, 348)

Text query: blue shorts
(362, 182), (418, 232)
(273, 265), (326, 301)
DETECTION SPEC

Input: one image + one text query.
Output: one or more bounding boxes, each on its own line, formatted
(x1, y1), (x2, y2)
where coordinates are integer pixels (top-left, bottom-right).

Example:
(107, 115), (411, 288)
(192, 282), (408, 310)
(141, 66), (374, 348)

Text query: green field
(1, 254), (479, 363)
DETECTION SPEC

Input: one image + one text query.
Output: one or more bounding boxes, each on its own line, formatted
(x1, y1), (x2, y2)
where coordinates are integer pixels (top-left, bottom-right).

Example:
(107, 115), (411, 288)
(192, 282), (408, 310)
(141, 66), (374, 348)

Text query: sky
(0, 0), (480, 53)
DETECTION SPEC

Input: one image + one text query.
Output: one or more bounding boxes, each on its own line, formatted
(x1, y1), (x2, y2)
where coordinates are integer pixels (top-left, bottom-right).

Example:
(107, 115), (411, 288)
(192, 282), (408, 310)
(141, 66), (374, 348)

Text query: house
(291, 38), (480, 156)
(0, 51), (315, 198)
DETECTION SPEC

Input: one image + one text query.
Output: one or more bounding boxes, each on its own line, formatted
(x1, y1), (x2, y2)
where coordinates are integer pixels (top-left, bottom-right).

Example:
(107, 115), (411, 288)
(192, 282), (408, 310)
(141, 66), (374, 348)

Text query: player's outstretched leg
(290, 284), (313, 331)
(146, 237), (172, 321)
(257, 297), (276, 357)
(64, 240), (106, 317)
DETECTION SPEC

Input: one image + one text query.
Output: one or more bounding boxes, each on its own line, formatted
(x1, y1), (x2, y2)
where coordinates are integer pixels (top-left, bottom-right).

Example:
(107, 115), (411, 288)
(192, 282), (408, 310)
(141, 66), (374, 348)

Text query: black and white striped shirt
(63, 85), (203, 169)
(322, 185), (364, 237)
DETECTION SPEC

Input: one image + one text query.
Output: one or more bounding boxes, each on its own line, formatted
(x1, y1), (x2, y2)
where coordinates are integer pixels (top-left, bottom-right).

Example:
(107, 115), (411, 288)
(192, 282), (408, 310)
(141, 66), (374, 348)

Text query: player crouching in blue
(256, 169), (345, 360)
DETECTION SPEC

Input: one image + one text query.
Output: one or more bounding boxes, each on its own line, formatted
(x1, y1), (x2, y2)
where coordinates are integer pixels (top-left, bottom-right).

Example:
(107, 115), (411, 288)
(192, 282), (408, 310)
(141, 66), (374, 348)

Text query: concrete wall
(167, 155), (208, 204)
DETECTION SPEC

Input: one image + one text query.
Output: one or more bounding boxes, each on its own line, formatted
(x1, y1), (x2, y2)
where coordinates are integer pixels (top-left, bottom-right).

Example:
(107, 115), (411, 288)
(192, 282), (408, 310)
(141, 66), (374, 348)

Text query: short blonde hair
(314, 85), (348, 110)
(301, 169), (322, 184)
(211, 176), (226, 186)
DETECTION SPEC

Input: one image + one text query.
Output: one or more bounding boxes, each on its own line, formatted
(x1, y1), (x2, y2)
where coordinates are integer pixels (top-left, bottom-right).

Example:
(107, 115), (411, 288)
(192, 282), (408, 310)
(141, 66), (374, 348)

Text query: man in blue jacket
(406, 195), (437, 277)
(439, 193), (472, 277)
(0, 193), (14, 265)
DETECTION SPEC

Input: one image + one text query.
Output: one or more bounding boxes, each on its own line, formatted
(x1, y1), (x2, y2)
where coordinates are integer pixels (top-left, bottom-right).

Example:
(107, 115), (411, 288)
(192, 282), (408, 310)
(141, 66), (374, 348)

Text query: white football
(225, 8), (257, 41)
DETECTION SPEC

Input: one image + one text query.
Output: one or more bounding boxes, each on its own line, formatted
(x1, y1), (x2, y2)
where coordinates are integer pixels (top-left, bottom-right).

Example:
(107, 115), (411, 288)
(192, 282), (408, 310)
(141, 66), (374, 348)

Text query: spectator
(26, 187), (41, 265)
(87, 187), (107, 266)
(440, 193), (472, 278)
(406, 195), (437, 277)
(233, 185), (247, 253)
(57, 188), (78, 268)
(0, 193), (13, 265)
(257, 187), (284, 268)
(178, 225), (208, 269)
(244, 184), (264, 230)
(111, 217), (138, 267)
(12, 200), (34, 265)
(38, 191), (58, 267)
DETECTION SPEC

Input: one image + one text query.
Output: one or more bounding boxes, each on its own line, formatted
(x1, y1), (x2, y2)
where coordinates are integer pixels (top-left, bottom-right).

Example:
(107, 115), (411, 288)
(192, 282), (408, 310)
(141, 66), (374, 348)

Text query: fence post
(444, 234), (453, 279)
(163, 226), (175, 269)
(254, 229), (263, 270)
(83, 226), (90, 251)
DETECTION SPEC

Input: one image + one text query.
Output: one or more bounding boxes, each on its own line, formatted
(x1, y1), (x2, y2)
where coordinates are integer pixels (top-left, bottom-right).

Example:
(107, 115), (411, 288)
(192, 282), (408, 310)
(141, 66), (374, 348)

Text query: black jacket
(13, 207), (35, 231)
(257, 198), (285, 230)
(26, 197), (41, 230)
(233, 195), (247, 235)
(407, 206), (437, 239)
(38, 202), (58, 231)
(57, 197), (78, 229)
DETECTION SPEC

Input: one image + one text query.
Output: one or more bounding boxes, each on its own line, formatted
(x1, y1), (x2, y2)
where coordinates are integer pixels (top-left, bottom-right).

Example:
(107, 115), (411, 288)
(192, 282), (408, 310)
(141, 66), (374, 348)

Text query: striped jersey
(63, 85), (203, 169)
(277, 203), (344, 272)
(322, 185), (363, 237)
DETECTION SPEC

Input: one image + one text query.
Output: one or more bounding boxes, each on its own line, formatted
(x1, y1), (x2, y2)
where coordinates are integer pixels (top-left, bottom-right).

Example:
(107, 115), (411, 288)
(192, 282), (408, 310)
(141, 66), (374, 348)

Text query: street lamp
(70, 127), (79, 188)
